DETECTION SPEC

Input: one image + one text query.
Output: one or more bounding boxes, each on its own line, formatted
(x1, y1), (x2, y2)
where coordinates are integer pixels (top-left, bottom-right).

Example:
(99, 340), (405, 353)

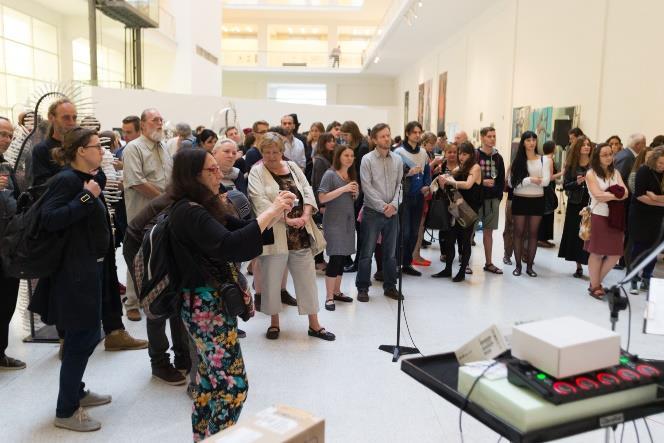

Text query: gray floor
(2, 214), (664, 442)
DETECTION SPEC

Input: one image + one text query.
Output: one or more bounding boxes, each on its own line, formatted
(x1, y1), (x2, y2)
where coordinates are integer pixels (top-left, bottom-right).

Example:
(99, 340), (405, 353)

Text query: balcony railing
(221, 49), (364, 69)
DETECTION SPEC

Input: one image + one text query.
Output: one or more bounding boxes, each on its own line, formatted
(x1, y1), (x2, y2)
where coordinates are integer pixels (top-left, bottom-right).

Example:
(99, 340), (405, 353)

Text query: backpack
(0, 190), (17, 239)
(1, 186), (69, 279)
(132, 201), (183, 320)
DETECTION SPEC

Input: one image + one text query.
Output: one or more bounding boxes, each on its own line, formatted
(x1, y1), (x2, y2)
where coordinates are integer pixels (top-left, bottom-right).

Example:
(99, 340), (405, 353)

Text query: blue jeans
(400, 193), (424, 266)
(56, 327), (101, 417)
(356, 208), (398, 291)
(631, 241), (657, 280)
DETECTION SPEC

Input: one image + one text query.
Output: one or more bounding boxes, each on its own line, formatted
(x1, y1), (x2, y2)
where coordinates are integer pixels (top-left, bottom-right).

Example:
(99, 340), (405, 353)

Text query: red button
(636, 364), (660, 377)
(617, 368), (641, 381)
(575, 377), (600, 390)
(597, 373), (621, 386)
(553, 381), (577, 395)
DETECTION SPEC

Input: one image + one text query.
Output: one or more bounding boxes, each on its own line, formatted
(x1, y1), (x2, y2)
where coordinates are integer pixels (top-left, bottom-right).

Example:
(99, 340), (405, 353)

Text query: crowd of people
(0, 99), (663, 441)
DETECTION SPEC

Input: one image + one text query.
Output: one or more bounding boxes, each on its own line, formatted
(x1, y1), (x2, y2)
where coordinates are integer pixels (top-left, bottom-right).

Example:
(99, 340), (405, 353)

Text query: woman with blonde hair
(248, 132), (335, 341)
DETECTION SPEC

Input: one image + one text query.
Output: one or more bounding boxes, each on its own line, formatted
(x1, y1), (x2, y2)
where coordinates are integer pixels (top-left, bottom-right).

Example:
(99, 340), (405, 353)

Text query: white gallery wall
(222, 71), (396, 107)
(395, 0), (664, 156)
(87, 86), (395, 137)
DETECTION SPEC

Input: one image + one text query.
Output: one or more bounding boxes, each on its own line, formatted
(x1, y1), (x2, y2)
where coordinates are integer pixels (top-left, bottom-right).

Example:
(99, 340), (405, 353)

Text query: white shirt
(589, 170), (620, 217)
(284, 136), (306, 170)
(512, 156), (551, 197)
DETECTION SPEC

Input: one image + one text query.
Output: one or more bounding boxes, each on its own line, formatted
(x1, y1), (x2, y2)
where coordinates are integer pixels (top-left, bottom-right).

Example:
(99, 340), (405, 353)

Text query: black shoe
(281, 289), (297, 306)
(343, 262), (358, 273)
(373, 271), (384, 282)
(357, 289), (369, 302)
(431, 269), (452, 278)
(152, 364), (186, 386)
(0, 355), (26, 370)
(384, 288), (404, 300)
(237, 329), (247, 338)
(526, 269), (538, 278)
(325, 299), (336, 311)
(422, 239), (432, 248)
(452, 271), (465, 282)
(401, 266), (422, 276)
(573, 268), (583, 278)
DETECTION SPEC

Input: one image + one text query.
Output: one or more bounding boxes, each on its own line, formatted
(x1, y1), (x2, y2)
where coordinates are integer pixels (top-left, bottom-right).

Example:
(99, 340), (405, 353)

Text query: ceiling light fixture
(373, 56), (380, 63)
(418, 1), (423, 7)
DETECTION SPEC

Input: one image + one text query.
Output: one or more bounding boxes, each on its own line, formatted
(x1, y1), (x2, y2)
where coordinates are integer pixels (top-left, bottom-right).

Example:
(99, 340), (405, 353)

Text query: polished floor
(2, 214), (664, 442)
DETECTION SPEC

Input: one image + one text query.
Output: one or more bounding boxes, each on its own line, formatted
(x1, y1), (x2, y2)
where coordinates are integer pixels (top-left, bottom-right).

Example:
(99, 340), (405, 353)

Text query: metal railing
(221, 49), (364, 68)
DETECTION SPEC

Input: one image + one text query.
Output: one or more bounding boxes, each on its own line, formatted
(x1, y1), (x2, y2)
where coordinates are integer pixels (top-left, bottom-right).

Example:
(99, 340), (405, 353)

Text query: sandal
(588, 287), (605, 300)
(512, 268), (522, 276)
(325, 299), (336, 311)
(333, 293), (353, 303)
(573, 268), (583, 278)
(465, 266), (473, 275)
(526, 269), (538, 278)
(308, 327), (336, 341)
(484, 264), (503, 274)
(503, 256), (513, 265)
(266, 326), (280, 340)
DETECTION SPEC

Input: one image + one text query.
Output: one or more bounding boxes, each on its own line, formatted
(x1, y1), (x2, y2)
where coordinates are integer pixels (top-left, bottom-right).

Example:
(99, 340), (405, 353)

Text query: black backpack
(1, 185), (69, 279)
(133, 201), (183, 320)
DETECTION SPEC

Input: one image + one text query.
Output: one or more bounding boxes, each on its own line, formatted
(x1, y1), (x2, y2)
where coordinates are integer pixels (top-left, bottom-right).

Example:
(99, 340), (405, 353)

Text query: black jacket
(169, 199), (266, 290)
(30, 168), (109, 330)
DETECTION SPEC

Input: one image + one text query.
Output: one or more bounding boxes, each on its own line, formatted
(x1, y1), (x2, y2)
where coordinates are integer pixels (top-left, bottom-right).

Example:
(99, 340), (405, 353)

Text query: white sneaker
(54, 407), (101, 432)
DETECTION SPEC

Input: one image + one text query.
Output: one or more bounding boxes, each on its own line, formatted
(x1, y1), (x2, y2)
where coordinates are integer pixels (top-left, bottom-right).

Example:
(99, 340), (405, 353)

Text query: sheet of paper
(644, 278), (664, 335)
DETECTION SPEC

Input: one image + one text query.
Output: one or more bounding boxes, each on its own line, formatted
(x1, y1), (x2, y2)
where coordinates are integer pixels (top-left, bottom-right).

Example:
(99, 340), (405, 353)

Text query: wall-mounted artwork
(529, 107), (553, 150)
(437, 72), (447, 134)
(423, 79), (432, 131)
(404, 91), (409, 130)
(511, 106), (531, 142)
(417, 83), (424, 125)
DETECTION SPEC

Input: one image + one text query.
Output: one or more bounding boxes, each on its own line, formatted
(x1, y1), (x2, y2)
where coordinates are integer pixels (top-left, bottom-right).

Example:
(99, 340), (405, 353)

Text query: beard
(149, 129), (164, 142)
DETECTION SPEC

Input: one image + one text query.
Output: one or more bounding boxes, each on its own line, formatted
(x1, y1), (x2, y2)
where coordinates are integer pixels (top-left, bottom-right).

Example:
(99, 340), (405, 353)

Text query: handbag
(447, 189), (478, 228)
(425, 190), (450, 231)
(306, 218), (327, 256)
(543, 183), (558, 215)
(578, 206), (592, 241)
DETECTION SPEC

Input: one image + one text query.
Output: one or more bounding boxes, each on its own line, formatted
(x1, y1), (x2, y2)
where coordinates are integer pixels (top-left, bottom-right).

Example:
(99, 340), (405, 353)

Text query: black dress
(629, 165), (664, 244)
(558, 164), (590, 264)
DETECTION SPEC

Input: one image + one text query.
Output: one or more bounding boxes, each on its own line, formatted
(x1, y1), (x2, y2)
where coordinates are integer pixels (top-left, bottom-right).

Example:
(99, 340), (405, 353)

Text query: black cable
(633, 421), (641, 443)
(496, 436), (503, 443)
(401, 297), (425, 357)
(458, 361), (499, 443)
(643, 418), (654, 443)
(621, 286), (632, 352)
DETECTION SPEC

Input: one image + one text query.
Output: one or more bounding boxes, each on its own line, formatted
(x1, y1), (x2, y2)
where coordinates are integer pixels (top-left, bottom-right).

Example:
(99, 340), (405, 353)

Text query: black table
(401, 352), (664, 442)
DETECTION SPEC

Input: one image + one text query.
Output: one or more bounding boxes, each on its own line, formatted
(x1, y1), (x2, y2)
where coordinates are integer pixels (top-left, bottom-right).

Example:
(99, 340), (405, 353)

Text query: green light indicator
(620, 357), (629, 364)
(536, 373), (547, 380)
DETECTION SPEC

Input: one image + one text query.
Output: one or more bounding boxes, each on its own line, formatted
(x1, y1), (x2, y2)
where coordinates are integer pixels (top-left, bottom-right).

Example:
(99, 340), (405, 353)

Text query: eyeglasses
(203, 165), (221, 173)
(84, 144), (103, 150)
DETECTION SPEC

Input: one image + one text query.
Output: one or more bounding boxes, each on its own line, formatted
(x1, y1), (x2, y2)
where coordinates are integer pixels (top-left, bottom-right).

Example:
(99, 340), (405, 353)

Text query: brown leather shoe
(126, 309), (141, 321)
(104, 329), (148, 351)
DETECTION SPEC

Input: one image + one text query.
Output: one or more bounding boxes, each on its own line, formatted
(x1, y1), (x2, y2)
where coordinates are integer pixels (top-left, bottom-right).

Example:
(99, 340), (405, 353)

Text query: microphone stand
(379, 174), (419, 362)
(602, 236), (664, 443)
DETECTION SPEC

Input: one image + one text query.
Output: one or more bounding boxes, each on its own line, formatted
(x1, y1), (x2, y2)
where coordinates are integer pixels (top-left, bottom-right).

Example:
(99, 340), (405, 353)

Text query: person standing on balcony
(330, 45), (341, 68)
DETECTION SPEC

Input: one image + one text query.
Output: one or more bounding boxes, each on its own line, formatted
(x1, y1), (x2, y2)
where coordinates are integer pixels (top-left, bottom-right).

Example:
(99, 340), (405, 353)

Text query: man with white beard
(122, 108), (189, 385)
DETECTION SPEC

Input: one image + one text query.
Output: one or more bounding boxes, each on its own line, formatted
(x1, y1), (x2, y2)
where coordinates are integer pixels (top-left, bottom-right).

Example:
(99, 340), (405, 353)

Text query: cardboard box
(455, 324), (509, 365)
(511, 316), (620, 378)
(203, 405), (324, 443)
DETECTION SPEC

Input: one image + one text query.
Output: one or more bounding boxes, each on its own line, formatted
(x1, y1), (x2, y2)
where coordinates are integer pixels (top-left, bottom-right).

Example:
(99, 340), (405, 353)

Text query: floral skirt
(181, 288), (248, 442)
